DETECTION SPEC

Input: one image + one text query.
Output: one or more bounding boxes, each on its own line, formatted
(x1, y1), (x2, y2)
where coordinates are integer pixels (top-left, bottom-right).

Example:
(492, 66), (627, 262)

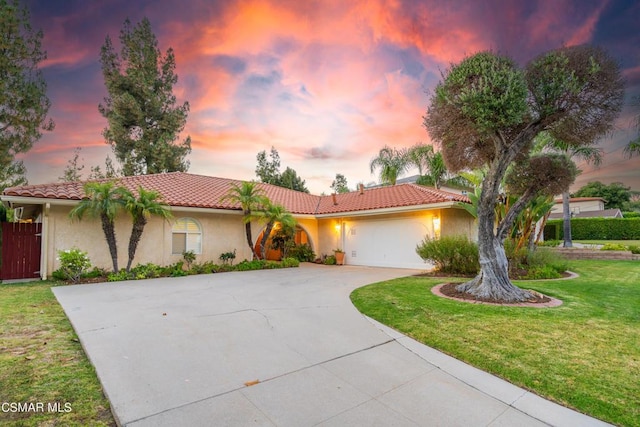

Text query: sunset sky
(19, 0), (640, 194)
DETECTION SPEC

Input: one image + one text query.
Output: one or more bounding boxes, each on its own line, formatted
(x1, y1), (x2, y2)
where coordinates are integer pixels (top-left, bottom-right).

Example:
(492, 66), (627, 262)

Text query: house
(1, 172), (474, 279)
(548, 197), (623, 220)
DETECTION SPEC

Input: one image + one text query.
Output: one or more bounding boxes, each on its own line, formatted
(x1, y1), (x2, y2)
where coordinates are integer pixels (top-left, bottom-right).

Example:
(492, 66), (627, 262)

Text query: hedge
(544, 218), (640, 240)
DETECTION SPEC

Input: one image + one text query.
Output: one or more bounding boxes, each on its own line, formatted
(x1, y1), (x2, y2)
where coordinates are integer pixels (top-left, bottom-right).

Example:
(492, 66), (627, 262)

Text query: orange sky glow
(18, 0), (640, 194)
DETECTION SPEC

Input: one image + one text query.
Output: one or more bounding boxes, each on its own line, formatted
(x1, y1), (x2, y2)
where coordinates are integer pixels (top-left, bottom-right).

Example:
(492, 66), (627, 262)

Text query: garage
(342, 216), (435, 270)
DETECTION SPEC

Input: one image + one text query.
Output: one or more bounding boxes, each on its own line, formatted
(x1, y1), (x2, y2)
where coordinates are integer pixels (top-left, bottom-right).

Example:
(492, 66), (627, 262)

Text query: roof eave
(314, 201), (464, 218)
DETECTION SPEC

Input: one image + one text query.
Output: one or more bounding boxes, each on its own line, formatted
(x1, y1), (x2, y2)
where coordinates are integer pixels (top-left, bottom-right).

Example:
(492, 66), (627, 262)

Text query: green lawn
(351, 260), (640, 427)
(0, 281), (115, 426)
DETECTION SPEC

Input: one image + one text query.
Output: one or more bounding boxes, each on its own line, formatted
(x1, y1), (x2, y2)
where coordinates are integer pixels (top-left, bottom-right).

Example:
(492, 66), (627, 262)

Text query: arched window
(172, 218), (202, 254)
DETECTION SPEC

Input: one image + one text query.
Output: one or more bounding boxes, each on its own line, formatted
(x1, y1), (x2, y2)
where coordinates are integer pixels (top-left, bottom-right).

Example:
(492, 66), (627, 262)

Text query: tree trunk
(245, 220), (257, 260)
(126, 216), (147, 272)
(259, 222), (274, 261)
(456, 157), (533, 303)
(101, 213), (119, 273)
(562, 191), (572, 247)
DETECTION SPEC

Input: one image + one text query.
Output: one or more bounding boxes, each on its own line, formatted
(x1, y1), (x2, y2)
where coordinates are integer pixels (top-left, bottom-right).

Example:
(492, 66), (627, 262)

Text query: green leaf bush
(416, 235), (480, 275)
(544, 218), (640, 240)
(54, 248), (92, 283)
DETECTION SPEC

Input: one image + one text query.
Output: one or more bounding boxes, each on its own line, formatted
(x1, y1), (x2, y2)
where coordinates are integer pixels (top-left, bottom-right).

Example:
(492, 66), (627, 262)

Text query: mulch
(431, 282), (563, 307)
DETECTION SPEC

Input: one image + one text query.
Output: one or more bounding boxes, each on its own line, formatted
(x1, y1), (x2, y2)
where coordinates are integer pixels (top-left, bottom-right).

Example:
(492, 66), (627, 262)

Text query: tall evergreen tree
(0, 0), (54, 190)
(99, 17), (191, 176)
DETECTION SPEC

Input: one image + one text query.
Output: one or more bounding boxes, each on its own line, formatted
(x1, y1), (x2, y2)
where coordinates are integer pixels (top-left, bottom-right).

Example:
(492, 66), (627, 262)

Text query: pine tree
(99, 18), (191, 176)
(0, 0), (54, 189)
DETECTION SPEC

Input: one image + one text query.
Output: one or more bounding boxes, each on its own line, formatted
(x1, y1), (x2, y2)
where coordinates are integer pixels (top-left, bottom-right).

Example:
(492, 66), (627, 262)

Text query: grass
(0, 280), (115, 426)
(574, 239), (640, 247)
(351, 260), (640, 427)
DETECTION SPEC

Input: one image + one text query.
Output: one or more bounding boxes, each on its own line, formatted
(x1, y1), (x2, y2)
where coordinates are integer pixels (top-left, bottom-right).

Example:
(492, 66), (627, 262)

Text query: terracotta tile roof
(2, 172), (468, 215)
(316, 183), (469, 215)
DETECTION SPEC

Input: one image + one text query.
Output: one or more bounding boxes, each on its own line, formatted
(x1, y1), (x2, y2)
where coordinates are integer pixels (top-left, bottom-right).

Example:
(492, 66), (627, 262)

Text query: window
(172, 218), (202, 254)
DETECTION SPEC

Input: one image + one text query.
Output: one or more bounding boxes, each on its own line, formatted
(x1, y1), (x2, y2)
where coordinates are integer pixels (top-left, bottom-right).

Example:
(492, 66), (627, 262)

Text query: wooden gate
(0, 222), (42, 281)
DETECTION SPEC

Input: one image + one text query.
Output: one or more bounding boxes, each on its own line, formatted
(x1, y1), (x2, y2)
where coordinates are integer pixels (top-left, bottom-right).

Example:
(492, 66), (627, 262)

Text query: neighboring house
(548, 197), (623, 220)
(1, 172), (474, 278)
(374, 175), (472, 196)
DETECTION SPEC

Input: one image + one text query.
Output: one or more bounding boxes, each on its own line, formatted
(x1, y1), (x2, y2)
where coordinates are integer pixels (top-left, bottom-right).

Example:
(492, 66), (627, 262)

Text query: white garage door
(343, 218), (433, 270)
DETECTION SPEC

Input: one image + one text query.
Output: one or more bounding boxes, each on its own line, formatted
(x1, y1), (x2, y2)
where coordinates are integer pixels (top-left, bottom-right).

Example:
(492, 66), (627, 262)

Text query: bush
(83, 267), (107, 279)
(601, 243), (629, 251)
(627, 245), (640, 254)
(281, 257), (300, 268)
(544, 218), (640, 240)
(525, 265), (562, 280)
(219, 250), (236, 265)
(323, 255), (336, 265)
(527, 247), (567, 275)
(288, 243), (316, 262)
(130, 263), (162, 280)
(539, 239), (560, 247)
(107, 270), (130, 282)
(416, 235), (479, 275)
(55, 248), (91, 283)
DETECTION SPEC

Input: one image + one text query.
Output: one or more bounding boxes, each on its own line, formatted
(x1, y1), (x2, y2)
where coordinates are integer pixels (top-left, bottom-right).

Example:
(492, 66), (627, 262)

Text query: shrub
(281, 257), (300, 268)
(525, 265), (562, 280)
(130, 263), (162, 280)
(107, 270), (130, 282)
(182, 250), (196, 268)
(416, 235), (479, 275)
(288, 243), (316, 262)
(219, 250), (236, 265)
(83, 267), (108, 279)
(627, 245), (640, 254)
(235, 260), (266, 271)
(601, 243), (629, 251)
(191, 261), (218, 274)
(539, 239), (560, 247)
(527, 247), (567, 275)
(56, 248), (91, 283)
(544, 218), (640, 240)
(323, 255), (336, 265)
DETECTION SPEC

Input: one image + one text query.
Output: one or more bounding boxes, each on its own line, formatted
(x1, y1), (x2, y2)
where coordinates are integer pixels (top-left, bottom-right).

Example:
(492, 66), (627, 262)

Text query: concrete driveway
(53, 264), (608, 426)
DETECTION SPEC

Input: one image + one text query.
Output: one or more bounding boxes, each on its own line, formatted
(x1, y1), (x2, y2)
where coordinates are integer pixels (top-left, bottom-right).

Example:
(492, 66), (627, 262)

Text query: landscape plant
(121, 186), (173, 272)
(424, 45), (624, 302)
(68, 181), (124, 272)
(56, 248), (91, 283)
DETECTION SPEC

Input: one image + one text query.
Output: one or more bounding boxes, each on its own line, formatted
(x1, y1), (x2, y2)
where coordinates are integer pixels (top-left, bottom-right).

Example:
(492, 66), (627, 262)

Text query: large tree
(255, 147), (309, 193)
(425, 46), (623, 302)
(99, 18), (191, 176)
(574, 181), (631, 210)
(330, 173), (349, 194)
(1, 0), (54, 189)
(69, 182), (125, 273)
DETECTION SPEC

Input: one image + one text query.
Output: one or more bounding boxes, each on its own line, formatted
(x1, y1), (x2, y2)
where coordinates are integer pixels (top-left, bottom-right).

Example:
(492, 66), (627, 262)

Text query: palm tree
(221, 181), (267, 259)
(254, 201), (296, 260)
(69, 182), (124, 272)
(369, 145), (409, 185)
(407, 143), (434, 176)
(539, 133), (602, 248)
(121, 187), (172, 272)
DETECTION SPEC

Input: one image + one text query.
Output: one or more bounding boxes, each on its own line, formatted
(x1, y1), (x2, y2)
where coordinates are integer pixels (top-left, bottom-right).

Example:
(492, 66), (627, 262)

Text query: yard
(351, 260), (640, 427)
(0, 281), (115, 426)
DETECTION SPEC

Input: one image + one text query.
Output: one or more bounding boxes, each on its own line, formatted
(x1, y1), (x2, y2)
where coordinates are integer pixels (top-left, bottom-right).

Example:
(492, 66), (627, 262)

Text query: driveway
(53, 264), (608, 426)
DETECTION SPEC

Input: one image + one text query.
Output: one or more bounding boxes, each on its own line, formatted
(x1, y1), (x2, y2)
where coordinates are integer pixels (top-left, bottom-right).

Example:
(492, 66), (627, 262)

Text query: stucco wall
(46, 206), (254, 274)
(44, 205), (320, 275)
(441, 207), (477, 241)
